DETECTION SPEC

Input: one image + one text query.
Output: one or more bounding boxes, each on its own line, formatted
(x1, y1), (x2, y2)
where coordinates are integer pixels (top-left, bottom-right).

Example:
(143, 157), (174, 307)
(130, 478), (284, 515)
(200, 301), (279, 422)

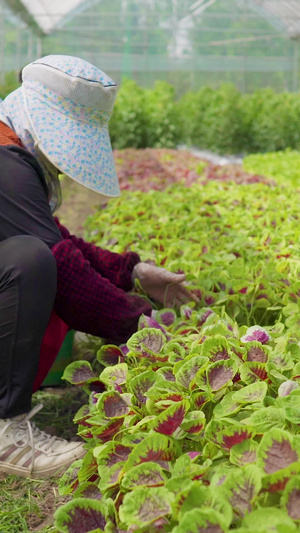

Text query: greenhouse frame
(1, 0), (300, 92)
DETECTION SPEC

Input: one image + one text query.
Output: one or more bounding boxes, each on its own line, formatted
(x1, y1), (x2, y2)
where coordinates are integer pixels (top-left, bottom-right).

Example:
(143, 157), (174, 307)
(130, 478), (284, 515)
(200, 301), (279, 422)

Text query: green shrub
(242, 89), (300, 153)
(144, 81), (182, 148)
(110, 79), (181, 149)
(0, 70), (19, 100)
(2, 68), (300, 156)
(109, 79), (147, 149)
(195, 83), (246, 154)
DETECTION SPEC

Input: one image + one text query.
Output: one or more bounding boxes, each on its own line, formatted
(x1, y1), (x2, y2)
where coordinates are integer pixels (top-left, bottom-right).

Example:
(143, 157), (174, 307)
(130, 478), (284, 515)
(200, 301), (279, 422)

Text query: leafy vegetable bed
(115, 148), (271, 192)
(55, 150), (300, 533)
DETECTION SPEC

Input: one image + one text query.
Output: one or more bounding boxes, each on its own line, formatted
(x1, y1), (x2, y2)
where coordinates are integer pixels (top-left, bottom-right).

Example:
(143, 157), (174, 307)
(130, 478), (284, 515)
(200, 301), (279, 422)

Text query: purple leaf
(62, 361), (95, 385)
(278, 380), (299, 397)
(282, 477), (300, 520)
(120, 344), (130, 356)
(259, 431), (298, 474)
(83, 379), (106, 395)
(90, 418), (124, 442)
(97, 344), (124, 366)
(151, 402), (188, 436)
(241, 326), (270, 344)
(157, 309), (177, 326)
(97, 443), (132, 470)
(74, 483), (102, 500)
(130, 370), (157, 404)
(97, 391), (130, 418)
(139, 315), (168, 337)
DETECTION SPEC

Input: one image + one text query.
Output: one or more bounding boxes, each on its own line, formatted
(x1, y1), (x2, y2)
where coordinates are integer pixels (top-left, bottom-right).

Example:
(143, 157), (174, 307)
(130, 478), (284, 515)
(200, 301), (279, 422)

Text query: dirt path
(56, 176), (106, 236)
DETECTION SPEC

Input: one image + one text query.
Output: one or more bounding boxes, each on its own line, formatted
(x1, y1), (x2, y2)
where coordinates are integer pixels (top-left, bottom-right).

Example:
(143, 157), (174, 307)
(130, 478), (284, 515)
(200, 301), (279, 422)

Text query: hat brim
(24, 88), (120, 198)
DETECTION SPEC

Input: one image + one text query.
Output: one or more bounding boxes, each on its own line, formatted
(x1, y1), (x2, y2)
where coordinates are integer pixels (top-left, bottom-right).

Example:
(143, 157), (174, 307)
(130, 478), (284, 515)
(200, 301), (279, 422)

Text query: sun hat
(21, 55), (120, 198)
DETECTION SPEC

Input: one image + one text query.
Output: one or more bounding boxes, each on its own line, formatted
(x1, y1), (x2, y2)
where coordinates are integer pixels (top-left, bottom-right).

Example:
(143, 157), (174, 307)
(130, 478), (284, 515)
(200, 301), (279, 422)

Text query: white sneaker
(0, 403), (86, 478)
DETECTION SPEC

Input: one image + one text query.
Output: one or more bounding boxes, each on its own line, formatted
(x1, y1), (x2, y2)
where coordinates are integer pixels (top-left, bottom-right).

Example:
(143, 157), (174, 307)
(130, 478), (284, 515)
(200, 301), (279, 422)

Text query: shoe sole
(0, 448), (86, 478)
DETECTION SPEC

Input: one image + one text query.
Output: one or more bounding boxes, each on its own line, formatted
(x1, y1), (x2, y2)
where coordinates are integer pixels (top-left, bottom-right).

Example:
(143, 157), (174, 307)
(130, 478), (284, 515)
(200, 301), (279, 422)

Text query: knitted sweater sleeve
(52, 219), (152, 344)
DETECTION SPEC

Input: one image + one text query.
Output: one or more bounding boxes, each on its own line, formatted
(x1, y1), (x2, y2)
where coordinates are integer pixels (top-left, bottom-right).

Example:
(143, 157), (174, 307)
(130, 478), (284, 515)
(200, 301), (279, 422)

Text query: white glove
(132, 262), (198, 308)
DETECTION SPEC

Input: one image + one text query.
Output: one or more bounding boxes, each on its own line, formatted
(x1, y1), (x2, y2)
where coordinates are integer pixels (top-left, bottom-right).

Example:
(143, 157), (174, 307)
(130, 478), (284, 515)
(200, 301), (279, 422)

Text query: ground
(56, 175), (105, 236)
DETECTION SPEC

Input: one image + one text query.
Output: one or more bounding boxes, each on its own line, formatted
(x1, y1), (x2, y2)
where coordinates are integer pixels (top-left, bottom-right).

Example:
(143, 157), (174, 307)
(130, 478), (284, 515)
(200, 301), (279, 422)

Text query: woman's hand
(132, 262), (198, 308)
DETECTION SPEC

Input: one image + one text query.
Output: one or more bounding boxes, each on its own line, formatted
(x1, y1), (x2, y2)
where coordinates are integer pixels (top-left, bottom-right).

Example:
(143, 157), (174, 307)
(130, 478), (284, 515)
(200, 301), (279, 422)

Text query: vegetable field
(56, 149), (300, 532)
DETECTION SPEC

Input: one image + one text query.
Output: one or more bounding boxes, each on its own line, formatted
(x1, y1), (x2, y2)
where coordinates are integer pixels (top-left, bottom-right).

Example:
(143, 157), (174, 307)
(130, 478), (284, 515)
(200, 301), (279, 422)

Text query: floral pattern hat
(21, 55), (120, 198)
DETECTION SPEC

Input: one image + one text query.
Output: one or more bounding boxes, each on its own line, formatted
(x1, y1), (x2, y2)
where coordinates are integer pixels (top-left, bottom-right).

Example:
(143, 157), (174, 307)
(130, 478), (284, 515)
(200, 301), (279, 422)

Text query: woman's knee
(0, 235), (57, 286)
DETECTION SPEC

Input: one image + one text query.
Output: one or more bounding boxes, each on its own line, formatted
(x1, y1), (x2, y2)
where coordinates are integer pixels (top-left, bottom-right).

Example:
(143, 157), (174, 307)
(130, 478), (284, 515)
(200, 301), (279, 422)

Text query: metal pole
(172, 0), (178, 56)
(17, 25), (21, 73)
(0, 0), (5, 84)
(293, 39), (299, 92)
(27, 29), (33, 63)
(37, 36), (42, 58)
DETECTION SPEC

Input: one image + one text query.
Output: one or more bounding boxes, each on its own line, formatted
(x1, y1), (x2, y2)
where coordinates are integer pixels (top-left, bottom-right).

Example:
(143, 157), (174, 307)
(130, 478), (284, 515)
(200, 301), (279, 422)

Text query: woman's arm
(55, 218), (141, 292)
(51, 238), (152, 344)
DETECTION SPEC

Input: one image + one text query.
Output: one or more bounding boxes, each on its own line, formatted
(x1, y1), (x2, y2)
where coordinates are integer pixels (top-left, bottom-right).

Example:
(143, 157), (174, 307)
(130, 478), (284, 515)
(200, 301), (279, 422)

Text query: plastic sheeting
(243, 0), (300, 39)
(4, 0), (91, 34)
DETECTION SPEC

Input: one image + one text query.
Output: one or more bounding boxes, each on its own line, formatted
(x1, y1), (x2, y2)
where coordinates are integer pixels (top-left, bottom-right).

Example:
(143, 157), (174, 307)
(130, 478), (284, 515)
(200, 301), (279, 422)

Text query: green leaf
(129, 370), (157, 404)
(243, 407), (286, 432)
(73, 483), (102, 500)
(58, 460), (82, 496)
(205, 419), (238, 447)
(149, 401), (189, 435)
(180, 411), (206, 435)
(97, 344), (124, 366)
(54, 498), (107, 533)
(213, 392), (242, 418)
(232, 381), (268, 404)
(175, 355), (209, 389)
(173, 481), (209, 521)
(217, 425), (256, 451)
(201, 335), (231, 362)
(195, 360), (237, 392)
(98, 462), (124, 492)
(257, 429), (299, 475)
(81, 418), (123, 442)
(121, 461), (167, 490)
(119, 486), (174, 529)
(165, 341), (186, 364)
(95, 442), (132, 471)
(156, 366), (176, 382)
(156, 308), (177, 326)
(221, 464), (262, 518)
(276, 389), (300, 424)
(281, 475), (300, 521)
(269, 350), (294, 371)
(78, 449), (99, 484)
(230, 439), (258, 467)
(242, 508), (296, 532)
(96, 391), (130, 418)
(239, 362), (269, 384)
(124, 434), (177, 471)
(99, 363), (128, 387)
(244, 341), (269, 363)
(206, 360), (237, 391)
(62, 361), (95, 385)
(127, 327), (166, 360)
(172, 508), (227, 533)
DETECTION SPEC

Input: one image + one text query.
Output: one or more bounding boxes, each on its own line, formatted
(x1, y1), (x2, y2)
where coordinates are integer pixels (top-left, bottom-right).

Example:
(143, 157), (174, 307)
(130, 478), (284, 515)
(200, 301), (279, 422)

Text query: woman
(0, 55), (195, 478)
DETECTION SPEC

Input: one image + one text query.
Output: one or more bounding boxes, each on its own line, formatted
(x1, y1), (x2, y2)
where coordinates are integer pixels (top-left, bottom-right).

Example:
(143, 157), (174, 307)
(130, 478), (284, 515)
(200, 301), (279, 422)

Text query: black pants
(0, 145), (62, 418)
(0, 237), (57, 417)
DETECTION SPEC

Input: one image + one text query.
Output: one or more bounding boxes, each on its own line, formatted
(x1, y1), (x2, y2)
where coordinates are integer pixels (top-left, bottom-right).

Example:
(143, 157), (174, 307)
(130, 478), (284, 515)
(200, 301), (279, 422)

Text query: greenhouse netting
(1, 0), (300, 93)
